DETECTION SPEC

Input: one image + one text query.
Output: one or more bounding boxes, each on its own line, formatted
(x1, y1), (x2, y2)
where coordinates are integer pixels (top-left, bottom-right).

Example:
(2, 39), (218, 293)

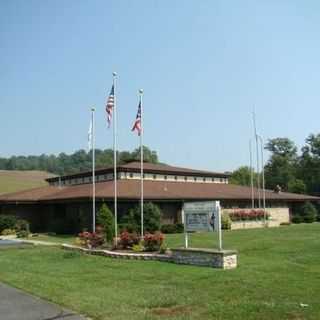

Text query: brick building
(0, 162), (318, 232)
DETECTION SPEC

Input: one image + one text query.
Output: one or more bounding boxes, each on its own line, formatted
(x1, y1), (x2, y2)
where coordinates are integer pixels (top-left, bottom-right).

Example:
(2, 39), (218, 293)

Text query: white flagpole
(91, 107), (96, 233)
(113, 72), (118, 244)
(139, 89), (144, 238)
(249, 139), (254, 208)
(253, 111), (261, 208)
(258, 135), (267, 223)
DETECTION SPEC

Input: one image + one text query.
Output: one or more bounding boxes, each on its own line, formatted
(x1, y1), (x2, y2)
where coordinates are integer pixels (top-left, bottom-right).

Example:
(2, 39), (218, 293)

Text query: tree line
(230, 133), (320, 196)
(0, 146), (159, 176)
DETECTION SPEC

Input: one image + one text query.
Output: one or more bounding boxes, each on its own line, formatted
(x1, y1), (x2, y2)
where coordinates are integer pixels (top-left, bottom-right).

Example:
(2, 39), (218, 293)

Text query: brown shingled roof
(46, 161), (230, 183)
(0, 180), (318, 203)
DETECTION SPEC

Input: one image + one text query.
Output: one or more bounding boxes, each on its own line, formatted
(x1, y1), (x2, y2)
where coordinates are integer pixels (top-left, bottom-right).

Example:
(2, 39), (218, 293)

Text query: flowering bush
(143, 232), (165, 251)
(119, 231), (140, 249)
(78, 231), (105, 248)
(229, 209), (269, 221)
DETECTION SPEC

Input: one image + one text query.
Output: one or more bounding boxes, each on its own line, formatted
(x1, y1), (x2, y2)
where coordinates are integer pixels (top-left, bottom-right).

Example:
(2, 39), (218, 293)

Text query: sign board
(183, 200), (222, 250)
(184, 201), (218, 232)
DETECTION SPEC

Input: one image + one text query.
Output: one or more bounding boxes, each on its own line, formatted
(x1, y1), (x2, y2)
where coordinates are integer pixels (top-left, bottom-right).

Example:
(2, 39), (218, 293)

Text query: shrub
(300, 202), (317, 223)
(292, 202), (317, 223)
(121, 202), (162, 233)
(143, 232), (165, 251)
(160, 224), (176, 234)
(16, 230), (29, 238)
(132, 242), (144, 252)
(175, 223), (184, 233)
(78, 231), (105, 248)
(159, 243), (167, 254)
(221, 213), (232, 230)
(1, 228), (16, 236)
(15, 219), (30, 233)
(119, 231), (140, 249)
(291, 215), (303, 224)
(0, 215), (17, 233)
(97, 203), (114, 243)
(160, 223), (184, 234)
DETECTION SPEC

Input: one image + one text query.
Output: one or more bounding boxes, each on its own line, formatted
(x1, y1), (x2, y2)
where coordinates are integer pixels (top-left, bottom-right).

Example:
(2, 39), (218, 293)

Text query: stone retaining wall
(170, 248), (237, 269)
(62, 245), (237, 269)
(231, 220), (279, 230)
(223, 207), (290, 230)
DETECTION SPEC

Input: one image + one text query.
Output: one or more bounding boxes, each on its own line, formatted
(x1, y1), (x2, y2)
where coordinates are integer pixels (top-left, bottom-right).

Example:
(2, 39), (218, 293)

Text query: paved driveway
(0, 283), (87, 320)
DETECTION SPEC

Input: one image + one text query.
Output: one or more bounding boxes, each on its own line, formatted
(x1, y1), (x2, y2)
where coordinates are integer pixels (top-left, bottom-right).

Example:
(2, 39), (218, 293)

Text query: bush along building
(0, 161), (318, 233)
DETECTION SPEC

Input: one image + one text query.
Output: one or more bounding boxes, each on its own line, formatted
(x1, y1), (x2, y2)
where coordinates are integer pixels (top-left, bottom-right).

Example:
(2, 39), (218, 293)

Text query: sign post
(213, 201), (222, 251)
(182, 205), (188, 248)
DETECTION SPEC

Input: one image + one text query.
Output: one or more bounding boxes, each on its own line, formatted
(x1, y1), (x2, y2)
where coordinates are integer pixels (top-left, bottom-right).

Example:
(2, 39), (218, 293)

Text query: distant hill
(0, 170), (56, 195)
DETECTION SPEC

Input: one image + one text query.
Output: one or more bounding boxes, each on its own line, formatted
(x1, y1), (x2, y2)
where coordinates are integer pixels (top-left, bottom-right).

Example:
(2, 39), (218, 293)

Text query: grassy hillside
(0, 170), (56, 195)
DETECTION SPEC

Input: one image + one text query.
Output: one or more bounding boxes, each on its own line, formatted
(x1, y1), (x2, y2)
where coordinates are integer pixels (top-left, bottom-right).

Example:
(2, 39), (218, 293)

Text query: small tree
(121, 202), (162, 233)
(97, 203), (114, 242)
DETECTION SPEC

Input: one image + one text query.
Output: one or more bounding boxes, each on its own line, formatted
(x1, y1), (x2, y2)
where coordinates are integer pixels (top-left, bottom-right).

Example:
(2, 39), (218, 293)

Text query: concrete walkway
(0, 283), (88, 320)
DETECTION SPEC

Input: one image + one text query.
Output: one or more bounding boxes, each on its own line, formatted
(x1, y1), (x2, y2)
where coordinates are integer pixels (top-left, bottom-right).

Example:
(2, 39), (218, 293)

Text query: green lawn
(27, 234), (76, 244)
(1, 224), (320, 320)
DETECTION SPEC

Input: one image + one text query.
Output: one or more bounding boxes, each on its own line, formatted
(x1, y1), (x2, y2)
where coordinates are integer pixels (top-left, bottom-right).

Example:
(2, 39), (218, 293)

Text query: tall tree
(131, 146), (159, 163)
(0, 146), (159, 175)
(298, 134), (320, 194)
(230, 166), (258, 186)
(264, 138), (298, 191)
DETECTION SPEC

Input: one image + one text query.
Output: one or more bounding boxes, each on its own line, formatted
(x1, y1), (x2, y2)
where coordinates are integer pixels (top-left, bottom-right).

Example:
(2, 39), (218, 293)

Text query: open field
(0, 224), (319, 320)
(0, 170), (55, 194)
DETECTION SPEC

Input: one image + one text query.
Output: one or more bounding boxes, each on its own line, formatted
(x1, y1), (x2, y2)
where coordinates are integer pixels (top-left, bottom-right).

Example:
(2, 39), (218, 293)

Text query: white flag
(88, 119), (93, 151)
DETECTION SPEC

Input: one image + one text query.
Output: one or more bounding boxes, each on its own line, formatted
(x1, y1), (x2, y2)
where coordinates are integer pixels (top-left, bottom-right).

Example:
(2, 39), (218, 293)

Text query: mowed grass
(0, 224), (320, 320)
(0, 170), (55, 194)
(27, 234), (76, 244)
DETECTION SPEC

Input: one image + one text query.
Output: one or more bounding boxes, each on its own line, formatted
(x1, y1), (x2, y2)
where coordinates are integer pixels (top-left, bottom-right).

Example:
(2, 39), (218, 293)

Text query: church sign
(183, 201), (217, 232)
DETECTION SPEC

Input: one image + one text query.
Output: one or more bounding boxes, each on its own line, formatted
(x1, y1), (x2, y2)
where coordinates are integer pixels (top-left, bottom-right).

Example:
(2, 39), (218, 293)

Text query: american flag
(105, 85), (114, 127)
(132, 101), (142, 136)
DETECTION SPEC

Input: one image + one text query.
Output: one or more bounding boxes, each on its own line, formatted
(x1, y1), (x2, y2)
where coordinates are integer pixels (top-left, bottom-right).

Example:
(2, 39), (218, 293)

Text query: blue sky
(1, 0), (320, 172)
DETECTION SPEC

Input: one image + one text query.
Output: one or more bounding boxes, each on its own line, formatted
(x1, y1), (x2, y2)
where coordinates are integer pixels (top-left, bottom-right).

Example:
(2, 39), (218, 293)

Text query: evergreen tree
(97, 203), (114, 242)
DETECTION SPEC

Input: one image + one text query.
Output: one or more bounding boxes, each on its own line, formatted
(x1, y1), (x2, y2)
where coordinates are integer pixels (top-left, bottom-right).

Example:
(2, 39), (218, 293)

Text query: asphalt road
(0, 282), (87, 320)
